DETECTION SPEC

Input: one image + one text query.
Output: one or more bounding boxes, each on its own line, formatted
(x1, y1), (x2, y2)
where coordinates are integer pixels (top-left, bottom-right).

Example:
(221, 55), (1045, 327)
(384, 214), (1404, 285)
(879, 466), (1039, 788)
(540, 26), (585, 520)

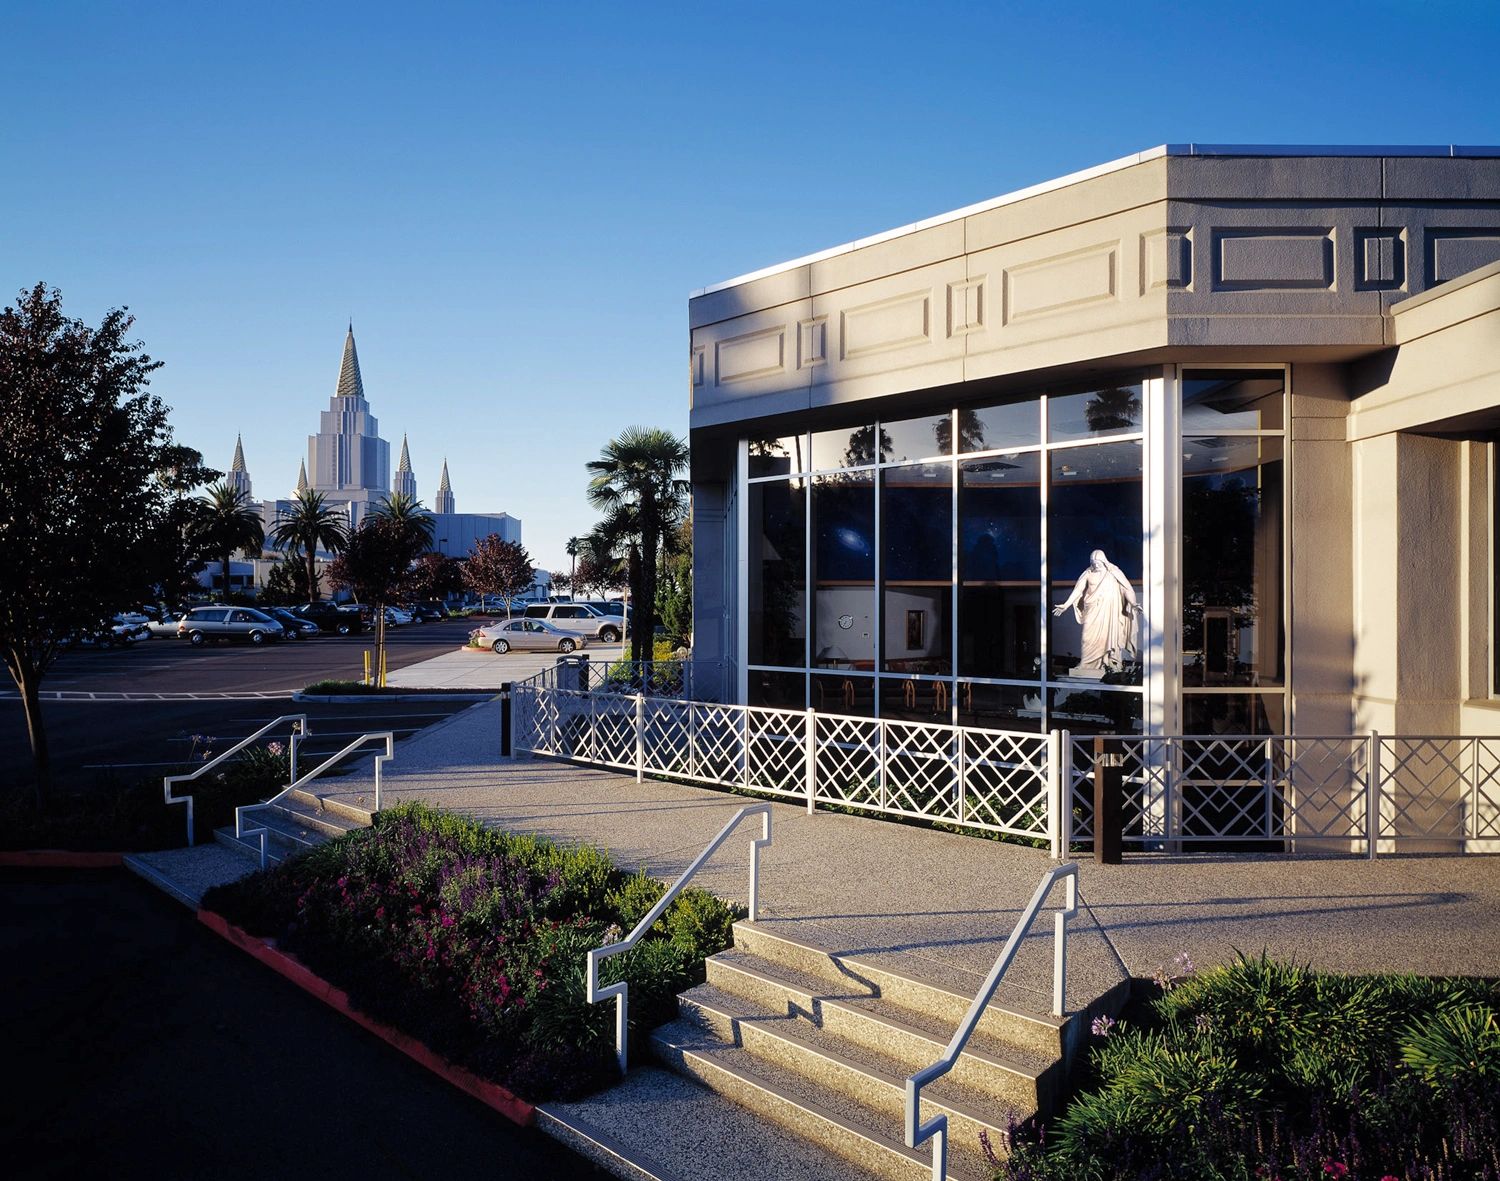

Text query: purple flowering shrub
(998, 953), (1500, 1181)
(202, 802), (743, 1101)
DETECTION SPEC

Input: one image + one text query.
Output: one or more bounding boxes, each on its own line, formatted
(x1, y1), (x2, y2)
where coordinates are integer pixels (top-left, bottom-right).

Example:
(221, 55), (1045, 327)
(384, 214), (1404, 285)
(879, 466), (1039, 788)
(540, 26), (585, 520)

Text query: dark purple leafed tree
(462, 535), (535, 618)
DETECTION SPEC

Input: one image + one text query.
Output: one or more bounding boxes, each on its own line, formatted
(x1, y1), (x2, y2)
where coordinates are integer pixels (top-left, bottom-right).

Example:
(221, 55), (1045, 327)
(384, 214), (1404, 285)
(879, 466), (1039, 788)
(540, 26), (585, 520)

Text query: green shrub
(666, 887), (742, 959)
(1400, 1005), (1500, 1089)
(607, 868), (667, 932)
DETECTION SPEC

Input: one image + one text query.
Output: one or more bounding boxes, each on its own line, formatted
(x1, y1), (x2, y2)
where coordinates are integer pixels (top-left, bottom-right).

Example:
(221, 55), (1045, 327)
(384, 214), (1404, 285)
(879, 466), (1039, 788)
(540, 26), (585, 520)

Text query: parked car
(177, 606), (285, 646)
(266, 607), (319, 639)
(521, 602), (623, 644)
(473, 618), (587, 654)
(409, 601), (451, 622)
(145, 612), (188, 638)
(383, 606), (413, 627)
(110, 614), (151, 641)
(292, 602), (365, 636)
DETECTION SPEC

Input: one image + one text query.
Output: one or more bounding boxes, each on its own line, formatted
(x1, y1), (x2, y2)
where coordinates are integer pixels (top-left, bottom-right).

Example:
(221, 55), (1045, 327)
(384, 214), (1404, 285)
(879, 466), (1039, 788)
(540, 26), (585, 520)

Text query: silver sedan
(474, 618), (587, 655)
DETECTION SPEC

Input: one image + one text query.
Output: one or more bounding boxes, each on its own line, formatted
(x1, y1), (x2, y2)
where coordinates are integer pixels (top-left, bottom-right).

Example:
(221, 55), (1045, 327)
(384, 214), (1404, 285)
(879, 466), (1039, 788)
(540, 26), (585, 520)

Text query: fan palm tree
(565, 535), (582, 591)
(268, 489), (349, 602)
(370, 491), (436, 554)
(198, 482), (265, 601)
(586, 428), (689, 663)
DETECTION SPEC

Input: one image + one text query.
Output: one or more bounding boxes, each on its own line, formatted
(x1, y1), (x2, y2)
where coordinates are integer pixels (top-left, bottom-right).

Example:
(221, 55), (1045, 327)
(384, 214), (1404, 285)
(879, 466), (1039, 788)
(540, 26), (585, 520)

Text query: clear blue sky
(3, 1), (1497, 571)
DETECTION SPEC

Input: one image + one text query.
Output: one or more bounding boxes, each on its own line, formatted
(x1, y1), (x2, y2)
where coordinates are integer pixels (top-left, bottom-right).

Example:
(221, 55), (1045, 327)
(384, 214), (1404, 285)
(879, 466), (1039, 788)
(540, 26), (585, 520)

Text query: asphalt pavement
(1, 618), (492, 793)
(0, 867), (603, 1180)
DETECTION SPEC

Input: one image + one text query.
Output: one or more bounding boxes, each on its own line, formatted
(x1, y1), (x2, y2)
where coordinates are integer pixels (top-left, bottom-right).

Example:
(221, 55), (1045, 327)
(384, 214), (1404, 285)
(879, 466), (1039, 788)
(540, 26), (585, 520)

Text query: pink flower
(440, 913), (455, 928)
(1323, 1165), (1348, 1179)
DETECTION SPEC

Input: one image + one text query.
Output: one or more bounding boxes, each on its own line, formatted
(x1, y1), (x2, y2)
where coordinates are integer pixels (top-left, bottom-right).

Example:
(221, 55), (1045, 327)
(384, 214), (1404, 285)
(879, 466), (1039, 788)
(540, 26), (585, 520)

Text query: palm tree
(268, 489), (348, 602)
(586, 427), (689, 663)
(565, 535), (581, 592)
(370, 491), (436, 554)
(198, 482), (265, 601)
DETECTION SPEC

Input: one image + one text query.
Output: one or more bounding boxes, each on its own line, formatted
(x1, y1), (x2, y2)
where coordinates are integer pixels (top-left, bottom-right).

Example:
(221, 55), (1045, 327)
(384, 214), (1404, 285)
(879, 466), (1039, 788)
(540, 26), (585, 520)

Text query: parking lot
(1, 618), (486, 792)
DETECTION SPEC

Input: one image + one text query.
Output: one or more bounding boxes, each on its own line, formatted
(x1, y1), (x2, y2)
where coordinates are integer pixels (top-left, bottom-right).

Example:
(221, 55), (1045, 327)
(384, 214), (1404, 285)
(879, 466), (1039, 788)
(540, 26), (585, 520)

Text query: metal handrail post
(1059, 729), (1074, 853)
(804, 708), (817, 814)
(634, 693), (646, 783)
(164, 713), (309, 848)
(587, 804), (772, 1073)
(1367, 730), (1381, 859)
(905, 864), (1080, 1180)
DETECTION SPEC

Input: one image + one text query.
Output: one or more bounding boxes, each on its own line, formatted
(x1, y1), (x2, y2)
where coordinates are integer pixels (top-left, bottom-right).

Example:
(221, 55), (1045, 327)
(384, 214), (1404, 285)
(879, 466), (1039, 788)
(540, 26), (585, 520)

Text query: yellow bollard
(363, 649), (371, 685)
(380, 649), (387, 688)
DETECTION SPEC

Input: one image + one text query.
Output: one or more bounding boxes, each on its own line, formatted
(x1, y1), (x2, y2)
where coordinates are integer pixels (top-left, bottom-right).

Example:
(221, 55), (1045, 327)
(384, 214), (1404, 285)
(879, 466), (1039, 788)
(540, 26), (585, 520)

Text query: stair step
(677, 981), (1023, 1152)
(651, 1019), (990, 1181)
(705, 946), (1058, 1103)
(286, 786), (374, 826)
(730, 922), (1068, 1062)
(212, 819), (309, 866)
(537, 1064), (884, 1181)
(272, 792), (365, 838)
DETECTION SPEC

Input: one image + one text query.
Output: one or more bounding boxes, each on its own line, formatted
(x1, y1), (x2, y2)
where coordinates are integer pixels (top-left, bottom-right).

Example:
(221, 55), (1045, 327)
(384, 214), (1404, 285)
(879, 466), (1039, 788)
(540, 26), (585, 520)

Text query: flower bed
(995, 953), (1500, 1181)
(200, 801), (742, 1101)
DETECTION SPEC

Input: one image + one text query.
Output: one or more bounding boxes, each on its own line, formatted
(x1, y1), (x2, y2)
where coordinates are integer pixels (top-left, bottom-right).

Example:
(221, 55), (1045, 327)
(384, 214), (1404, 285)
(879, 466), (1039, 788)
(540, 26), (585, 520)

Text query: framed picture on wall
(906, 609), (924, 650)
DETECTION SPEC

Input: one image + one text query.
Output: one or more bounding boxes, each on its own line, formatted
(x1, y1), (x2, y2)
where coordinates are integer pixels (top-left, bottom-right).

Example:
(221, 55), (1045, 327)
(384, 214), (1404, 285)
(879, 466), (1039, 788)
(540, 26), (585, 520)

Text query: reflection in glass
(1183, 692), (1284, 736)
(882, 675), (954, 724)
(959, 454), (1040, 679)
(813, 425), (888, 470)
(1048, 383), (1144, 442)
(748, 480), (806, 667)
(748, 433), (807, 478)
(958, 682), (1042, 732)
(883, 414), (952, 463)
(1048, 687), (1143, 736)
(959, 400), (1040, 454)
(882, 464), (952, 674)
(1181, 437), (1283, 687)
(748, 669), (807, 710)
(813, 673), (875, 717)
(811, 472), (875, 669)
(1047, 443), (1143, 680)
(1181, 369), (1284, 432)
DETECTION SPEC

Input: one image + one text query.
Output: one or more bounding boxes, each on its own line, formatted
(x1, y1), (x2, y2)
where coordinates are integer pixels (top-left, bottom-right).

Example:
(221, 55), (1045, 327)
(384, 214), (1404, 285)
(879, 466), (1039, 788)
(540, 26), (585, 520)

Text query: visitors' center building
(687, 145), (1500, 744)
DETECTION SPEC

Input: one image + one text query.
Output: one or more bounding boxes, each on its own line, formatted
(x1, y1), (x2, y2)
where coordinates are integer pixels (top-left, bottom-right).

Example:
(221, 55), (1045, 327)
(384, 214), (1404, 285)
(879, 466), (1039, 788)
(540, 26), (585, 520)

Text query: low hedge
(201, 801), (743, 1101)
(1, 742), (290, 851)
(997, 953), (1500, 1181)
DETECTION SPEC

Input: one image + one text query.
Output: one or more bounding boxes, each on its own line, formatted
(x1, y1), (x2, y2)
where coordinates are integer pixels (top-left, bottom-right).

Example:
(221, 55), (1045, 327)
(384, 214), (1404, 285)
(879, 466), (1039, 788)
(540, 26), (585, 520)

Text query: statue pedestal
(1064, 665), (1107, 682)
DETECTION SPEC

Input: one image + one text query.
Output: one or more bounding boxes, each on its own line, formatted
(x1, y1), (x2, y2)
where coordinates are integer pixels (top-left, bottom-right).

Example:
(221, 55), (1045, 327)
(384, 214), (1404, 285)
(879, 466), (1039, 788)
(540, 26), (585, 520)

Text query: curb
(196, 909), (535, 1127)
(292, 692), (498, 703)
(0, 850), (126, 868)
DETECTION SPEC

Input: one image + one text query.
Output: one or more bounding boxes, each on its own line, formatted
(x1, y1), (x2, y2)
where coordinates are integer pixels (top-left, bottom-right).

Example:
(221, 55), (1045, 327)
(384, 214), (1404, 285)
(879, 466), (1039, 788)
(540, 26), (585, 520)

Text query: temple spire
(392, 434), (417, 499)
(295, 459), (309, 495)
(336, 324), (365, 401)
(230, 434), (246, 472)
(397, 434), (412, 472)
(227, 435), (252, 498)
(434, 457), (455, 514)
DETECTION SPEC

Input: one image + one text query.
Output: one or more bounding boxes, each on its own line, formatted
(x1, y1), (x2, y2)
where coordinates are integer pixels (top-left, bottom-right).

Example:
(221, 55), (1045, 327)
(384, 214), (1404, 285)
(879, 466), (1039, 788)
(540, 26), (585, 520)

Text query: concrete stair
(646, 920), (1118, 1181)
(214, 787), (373, 865)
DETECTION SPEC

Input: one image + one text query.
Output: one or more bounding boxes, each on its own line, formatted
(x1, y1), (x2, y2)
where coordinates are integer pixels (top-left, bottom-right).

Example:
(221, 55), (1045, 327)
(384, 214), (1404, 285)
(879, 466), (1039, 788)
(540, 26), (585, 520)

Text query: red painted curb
(196, 909), (535, 1126)
(0, 851), (126, 868)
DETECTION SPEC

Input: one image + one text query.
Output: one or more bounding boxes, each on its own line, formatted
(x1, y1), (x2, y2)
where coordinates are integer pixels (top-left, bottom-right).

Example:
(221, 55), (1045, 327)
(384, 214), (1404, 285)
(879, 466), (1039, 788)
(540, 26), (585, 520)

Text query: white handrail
(587, 803), (772, 1073)
(235, 731), (395, 869)
(905, 863), (1079, 1181)
(163, 714), (308, 846)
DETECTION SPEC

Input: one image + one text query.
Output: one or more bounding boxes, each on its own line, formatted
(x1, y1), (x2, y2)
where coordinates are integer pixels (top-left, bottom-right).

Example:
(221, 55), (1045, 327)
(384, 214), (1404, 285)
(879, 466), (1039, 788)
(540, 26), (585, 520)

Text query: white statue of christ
(1052, 549), (1140, 675)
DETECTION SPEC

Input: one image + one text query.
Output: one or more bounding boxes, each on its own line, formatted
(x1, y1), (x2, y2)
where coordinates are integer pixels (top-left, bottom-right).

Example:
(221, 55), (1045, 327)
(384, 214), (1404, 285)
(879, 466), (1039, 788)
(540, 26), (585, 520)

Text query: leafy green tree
(142, 443), (222, 605)
(462, 535), (535, 617)
(260, 554), (311, 605)
(565, 535), (582, 590)
(0, 282), (177, 797)
(586, 427), (688, 663)
(657, 518), (693, 646)
(268, 488), (348, 602)
(326, 516), (427, 684)
(199, 482), (265, 601)
(402, 551), (463, 603)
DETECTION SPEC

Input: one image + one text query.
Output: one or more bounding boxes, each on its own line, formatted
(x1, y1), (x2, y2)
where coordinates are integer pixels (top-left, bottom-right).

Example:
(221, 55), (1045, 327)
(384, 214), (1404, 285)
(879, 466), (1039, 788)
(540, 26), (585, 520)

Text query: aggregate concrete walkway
(385, 643), (626, 690)
(316, 699), (1500, 1011)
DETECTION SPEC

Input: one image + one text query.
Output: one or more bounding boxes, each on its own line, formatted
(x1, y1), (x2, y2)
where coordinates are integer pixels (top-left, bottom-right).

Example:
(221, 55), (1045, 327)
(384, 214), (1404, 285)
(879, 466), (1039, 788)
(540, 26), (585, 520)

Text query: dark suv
(292, 601), (365, 636)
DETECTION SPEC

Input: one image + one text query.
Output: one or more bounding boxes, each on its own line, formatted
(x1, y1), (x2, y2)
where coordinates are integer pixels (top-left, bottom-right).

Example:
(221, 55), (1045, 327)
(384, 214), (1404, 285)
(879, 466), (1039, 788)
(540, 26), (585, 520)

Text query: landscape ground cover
(201, 800), (741, 1100)
(995, 954), (1500, 1181)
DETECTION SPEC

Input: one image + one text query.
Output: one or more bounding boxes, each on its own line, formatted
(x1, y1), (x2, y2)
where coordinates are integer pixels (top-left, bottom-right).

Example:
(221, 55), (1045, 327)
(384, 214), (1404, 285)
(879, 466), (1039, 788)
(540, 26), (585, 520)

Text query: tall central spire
(336, 324), (365, 401)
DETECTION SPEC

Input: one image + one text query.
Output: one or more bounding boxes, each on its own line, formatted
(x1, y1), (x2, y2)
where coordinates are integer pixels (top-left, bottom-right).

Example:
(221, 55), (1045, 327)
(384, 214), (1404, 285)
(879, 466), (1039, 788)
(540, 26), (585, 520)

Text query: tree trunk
(306, 546), (319, 602)
(221, 551), (232, 601)
(628, 543), (645, 664)
(375, 605), (387, 686)
(9, 653), (51, 807)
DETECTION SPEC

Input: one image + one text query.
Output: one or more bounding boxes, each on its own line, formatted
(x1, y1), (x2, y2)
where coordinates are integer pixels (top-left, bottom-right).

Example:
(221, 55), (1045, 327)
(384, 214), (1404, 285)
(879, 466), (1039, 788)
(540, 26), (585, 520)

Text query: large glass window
(1181, 370), (1284, 433)
(1048, 383), (1144, 443)
(882, 463), (952, 675)
(1181, 436), (1284, 687)
(1048, 443), (1144, 683)
(811, 471), (875, 669)
(748, 432), (808, 478)
(883, 414), (952, 464)
(959, 400), (1039, 454)
(959, 453), (1041, 679)
(747, 479), (805, 667)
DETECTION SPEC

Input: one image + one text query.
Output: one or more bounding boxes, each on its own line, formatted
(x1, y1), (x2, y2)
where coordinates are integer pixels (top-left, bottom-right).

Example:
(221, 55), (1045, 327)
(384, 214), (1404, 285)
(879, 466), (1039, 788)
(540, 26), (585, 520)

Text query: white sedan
(473, 618), (587, 655)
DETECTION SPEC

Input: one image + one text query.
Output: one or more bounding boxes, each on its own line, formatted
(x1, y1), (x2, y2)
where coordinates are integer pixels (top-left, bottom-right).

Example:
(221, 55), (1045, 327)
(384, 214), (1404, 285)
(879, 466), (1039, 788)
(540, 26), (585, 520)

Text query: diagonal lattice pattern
(964, 729), (1051, 837)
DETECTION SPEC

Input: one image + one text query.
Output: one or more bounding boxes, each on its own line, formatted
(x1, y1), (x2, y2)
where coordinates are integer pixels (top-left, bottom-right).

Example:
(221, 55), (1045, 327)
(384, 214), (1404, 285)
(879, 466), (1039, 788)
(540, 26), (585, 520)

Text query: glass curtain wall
(745, 378), (1148, 734)
(1179, 369), (1287, 734)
